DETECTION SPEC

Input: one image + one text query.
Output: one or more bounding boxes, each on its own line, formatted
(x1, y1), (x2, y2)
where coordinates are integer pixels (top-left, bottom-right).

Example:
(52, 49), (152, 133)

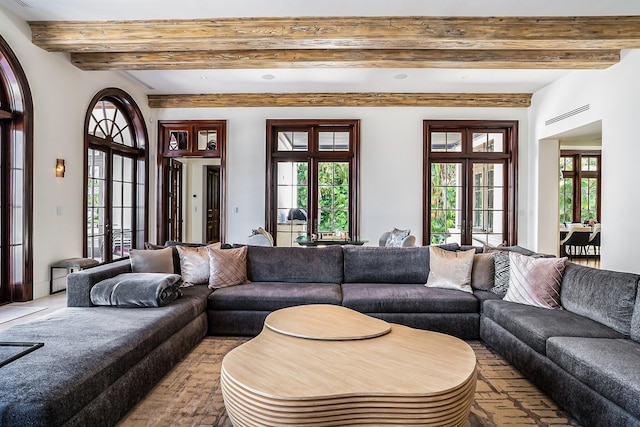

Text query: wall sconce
(56, 159), (65, 178)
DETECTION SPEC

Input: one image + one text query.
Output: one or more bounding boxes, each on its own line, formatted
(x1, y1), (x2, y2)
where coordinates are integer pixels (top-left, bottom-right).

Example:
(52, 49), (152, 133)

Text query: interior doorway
(537, 120), (602, 257)
(205, 166), (221, 243)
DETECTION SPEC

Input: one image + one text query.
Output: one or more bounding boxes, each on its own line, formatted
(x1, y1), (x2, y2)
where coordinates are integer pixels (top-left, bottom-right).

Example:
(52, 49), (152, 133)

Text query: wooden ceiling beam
(147, 92), (532, 108)
(30, 16), (640, 52)
(71, 49), (619, 70)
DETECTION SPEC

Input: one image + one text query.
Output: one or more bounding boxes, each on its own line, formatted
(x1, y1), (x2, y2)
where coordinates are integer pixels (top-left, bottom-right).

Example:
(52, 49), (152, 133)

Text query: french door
(266, 120), (360, 247)
(87, 148), (138, 262)
(424, 121), (517, 247)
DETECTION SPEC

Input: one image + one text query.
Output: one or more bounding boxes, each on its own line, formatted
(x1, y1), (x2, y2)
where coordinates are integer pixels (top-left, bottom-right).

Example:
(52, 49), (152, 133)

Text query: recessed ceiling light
(262, 74), (276, 80)
(394, 73), (408, 80)
(200, 76), (208, 80)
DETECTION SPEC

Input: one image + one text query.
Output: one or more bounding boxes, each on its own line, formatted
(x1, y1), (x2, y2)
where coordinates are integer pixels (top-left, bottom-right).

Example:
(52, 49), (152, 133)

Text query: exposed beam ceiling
(29, 16), (640, 53)
(26, 15), (640, 107)
(72, 49), (620, 71)
(148, 92), (532, 108)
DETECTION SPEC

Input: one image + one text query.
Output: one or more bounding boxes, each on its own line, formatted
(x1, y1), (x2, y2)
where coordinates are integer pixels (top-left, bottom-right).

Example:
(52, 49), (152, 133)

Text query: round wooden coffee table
(221, 305), (477, 426)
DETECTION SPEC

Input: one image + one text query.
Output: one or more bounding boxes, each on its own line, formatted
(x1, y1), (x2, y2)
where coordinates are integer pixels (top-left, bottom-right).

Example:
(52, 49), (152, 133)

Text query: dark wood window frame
(0, 36), (33, 303)
(560, 150), (601, 224)
(157, 120), (227, 245)
(265, 119), (360, 244)
(83, 88), (149, 262)
(423, 120), (519, 247)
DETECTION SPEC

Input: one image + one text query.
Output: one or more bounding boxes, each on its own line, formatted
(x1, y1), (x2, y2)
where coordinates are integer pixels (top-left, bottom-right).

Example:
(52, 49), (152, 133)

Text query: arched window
(84, 88), (147, 263)
(0, 36), (33, 303)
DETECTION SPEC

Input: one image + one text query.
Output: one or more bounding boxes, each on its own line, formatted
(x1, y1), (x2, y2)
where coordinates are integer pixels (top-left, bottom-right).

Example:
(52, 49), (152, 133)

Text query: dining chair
(589, 224), (601, 257)
(560, 225), (592, 259)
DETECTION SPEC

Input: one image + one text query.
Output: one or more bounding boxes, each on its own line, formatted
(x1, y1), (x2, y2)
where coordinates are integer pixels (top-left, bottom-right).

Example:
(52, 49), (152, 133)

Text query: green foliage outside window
(430, 163), (458, 244)
(295, 162), (349, 233)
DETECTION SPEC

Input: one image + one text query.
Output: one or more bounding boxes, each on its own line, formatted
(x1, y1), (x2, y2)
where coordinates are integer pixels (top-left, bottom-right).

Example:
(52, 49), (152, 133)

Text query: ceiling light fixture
(262, 74), (276, 80)
(394, 74), (408, 80)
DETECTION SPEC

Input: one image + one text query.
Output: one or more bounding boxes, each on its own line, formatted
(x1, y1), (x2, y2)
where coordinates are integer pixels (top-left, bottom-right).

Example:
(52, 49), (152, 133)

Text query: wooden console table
(221, 305), (477, 426)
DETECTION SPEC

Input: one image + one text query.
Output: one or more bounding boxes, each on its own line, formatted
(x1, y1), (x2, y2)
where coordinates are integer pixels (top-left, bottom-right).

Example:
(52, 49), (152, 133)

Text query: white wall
(529, 49), (640, 273)
(1, 8), (152, 298)
(152, 107), (529, 247)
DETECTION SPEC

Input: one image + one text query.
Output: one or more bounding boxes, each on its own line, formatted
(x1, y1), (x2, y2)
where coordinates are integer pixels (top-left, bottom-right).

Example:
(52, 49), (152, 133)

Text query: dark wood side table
(49, 258), (100, 294)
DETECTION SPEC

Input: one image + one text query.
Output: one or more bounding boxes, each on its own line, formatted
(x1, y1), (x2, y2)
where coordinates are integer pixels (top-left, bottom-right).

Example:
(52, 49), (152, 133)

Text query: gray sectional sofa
(481, 262), (640, 427)
(209, 245), (481, 338)
(0, 243), (639, 427)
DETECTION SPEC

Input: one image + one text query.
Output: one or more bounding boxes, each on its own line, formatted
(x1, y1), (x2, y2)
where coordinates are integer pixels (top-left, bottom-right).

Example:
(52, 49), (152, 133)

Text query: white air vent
(545, 104), (590, 126)
(10, 0), (31, 7)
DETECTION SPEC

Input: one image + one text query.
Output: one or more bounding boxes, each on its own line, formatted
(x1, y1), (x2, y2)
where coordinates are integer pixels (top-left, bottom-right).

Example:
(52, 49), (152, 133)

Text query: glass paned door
(86, 149), (136, 262)
(111, 154), (134, 260)
(471, 163), (505, 246)
(430, 162), (463, 245)
(87, 149), (106, 261)
(276, 161), (308, 246)
(425, 121), (516, 246)
(317, 162), (349, 235)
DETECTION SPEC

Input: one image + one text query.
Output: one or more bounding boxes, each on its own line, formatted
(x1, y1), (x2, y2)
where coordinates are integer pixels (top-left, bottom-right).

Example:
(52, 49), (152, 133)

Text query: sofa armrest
(67, 259), (132, 307)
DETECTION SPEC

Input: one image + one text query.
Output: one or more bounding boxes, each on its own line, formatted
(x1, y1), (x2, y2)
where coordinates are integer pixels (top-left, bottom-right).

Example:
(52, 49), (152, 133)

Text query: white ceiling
(2, 0), (640, 95)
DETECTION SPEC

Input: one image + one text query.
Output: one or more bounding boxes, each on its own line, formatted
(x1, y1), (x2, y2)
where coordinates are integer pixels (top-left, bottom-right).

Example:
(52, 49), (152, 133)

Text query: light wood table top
(221, 304), (477, 426)
(264, 304), (391, 340)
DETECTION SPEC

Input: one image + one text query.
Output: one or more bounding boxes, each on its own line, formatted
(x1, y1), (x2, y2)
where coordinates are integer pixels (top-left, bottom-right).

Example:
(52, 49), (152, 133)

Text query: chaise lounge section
(0, 259), (210, 427)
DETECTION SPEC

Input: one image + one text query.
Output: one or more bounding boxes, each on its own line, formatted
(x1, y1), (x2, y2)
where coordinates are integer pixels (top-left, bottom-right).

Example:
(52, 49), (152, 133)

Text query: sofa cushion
(426, 246), (475, 293)
(177, 243), (221, 285)
(208, 282), (342, 311)
(343, 246), (430, 284)
(561, 263), (639, 335)
(130, 247), (175, 274)
(503, 253), (566, 309)
(341, 283), (479, 313)
(547, 337), (640, 419)
(247, 246), (343, 283)
(207, 245), (249, 289)
(471, 253), (495, 291)
(483, 299), (626, 355)
(490, 252), (510, 297)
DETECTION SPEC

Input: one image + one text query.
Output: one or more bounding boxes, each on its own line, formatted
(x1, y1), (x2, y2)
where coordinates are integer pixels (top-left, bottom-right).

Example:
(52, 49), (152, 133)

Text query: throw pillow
(176, 243), (221, 285)
(425, 246), (476, 293)
(385, 228), (410, 247)
(471, 253), (495, 291)
(145, 242), (181, 274)
(207, 245), (250, 289)
(130, 247), (175, 274)
(503, 252), (567, 309)
(490, 252), (510, 298)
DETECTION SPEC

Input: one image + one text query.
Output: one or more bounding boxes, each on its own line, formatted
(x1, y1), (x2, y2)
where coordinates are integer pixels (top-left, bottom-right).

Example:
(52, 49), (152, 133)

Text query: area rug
(118, 337), (581, 427)
(0, 306), (46, 325)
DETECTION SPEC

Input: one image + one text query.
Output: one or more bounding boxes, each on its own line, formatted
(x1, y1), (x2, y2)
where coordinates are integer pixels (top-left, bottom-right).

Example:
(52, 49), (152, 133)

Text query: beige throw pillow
(208, 245), (250, 289)
(129, 247), (175, 274)
(426, 246), (476, 293)
(176, 243), (221, 285)
(503, 252), (567, 309)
